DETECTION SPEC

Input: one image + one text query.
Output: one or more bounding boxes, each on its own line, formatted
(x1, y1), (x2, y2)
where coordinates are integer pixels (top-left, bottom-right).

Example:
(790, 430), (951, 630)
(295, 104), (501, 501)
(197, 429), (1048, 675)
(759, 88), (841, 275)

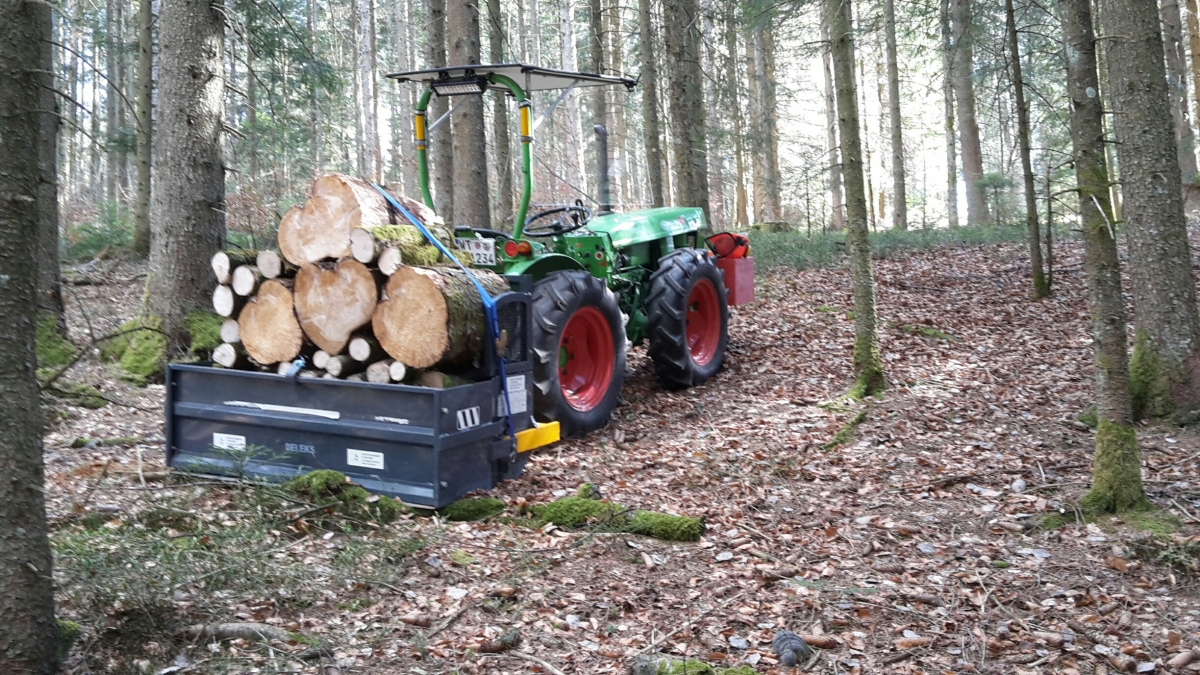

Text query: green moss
(184, 310), (223, 356)
(1129, 330), (1173, 420)
(627, 511), (704, 542)
(576, 482), (603, 499)
(898, 323), (959, 342)
(439, 497), (506, 521)
(1081, 419), (1149, 514)
(532, 496), (622, 527)
(56, 618), (81, 661)
(37, 316), (76, 368)
(849, 332), (887, 400)
(101, 316), (167, 382)
(283, 469), (402, 525)
(823, 410), (868, 450)
(658, 659), (715, 674)
(716, 667), (759, 675)
(1124, 508), (1180, 536)
(1078, 406), (1098, 429)
(449, 549), (477, 566)
(49, 383), (108, 409)
(1036, 512), (1073, 531)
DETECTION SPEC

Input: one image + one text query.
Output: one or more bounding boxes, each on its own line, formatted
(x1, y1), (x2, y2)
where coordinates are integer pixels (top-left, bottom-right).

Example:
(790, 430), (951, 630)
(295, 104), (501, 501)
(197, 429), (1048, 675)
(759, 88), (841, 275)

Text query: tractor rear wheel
(531, 270), (627, 437)
(647, 248), (729, 389)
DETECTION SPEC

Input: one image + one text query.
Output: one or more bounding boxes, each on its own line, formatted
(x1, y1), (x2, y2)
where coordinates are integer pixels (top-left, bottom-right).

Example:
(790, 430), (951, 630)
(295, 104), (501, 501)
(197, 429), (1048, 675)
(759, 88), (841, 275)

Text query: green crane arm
(413, 75), (533, 239)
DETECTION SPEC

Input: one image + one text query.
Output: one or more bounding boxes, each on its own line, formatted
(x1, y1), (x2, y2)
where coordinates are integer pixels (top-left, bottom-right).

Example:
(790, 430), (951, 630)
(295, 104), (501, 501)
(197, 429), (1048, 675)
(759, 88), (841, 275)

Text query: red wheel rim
(558, 306), (615, 412)
(686, 278), (721, 366)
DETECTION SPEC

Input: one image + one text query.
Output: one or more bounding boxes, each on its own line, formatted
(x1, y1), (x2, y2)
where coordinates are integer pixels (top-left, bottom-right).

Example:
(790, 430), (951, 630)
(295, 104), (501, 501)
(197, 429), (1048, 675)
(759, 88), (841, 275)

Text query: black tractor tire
(646, 248), (730, 390)
(531, 270), (627, 437)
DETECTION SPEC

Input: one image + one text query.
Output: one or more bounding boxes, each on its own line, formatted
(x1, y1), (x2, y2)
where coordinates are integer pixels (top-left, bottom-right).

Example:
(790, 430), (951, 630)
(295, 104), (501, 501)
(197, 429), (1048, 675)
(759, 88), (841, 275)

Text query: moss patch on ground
(37, 315), (76, 368)
(283, 469), (402, 526)
(56, 618), (81, 661)
(439, 497), (506, 521)
(529, 488), (704, 542)
(823, 410), (868, 450)
(184, 310), (223, 357)
(102, 316), (167, 382)
(48, 383), (108, 409)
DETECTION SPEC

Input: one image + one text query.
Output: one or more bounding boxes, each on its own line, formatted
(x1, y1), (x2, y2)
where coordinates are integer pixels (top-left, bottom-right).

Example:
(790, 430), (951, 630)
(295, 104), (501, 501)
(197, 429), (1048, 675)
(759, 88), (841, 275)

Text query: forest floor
(47, 234), (1200, 675)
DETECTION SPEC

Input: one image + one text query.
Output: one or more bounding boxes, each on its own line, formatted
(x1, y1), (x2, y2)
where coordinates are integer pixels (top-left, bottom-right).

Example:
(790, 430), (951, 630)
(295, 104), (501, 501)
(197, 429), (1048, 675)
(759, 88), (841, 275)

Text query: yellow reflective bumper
(515, 421), (560, 453)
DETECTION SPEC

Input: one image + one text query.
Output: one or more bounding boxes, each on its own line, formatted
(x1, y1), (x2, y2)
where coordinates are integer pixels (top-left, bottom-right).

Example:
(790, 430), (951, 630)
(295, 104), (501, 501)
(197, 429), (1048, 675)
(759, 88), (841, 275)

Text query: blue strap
(369, 184), (516, 443)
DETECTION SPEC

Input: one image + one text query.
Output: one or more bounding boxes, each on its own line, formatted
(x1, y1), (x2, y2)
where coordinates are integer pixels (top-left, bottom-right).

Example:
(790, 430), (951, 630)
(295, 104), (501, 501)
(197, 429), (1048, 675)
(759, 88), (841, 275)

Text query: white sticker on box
(347, 448), (385, 470)
(212, 433), (246, 451)
(500, 374), (527, 414)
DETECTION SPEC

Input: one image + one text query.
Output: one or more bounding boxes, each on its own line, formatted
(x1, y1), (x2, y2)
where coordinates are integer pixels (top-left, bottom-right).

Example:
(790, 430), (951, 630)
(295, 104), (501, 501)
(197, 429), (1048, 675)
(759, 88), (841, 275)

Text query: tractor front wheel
(531, 271), (627, 437)
(647, 248), (730, 389)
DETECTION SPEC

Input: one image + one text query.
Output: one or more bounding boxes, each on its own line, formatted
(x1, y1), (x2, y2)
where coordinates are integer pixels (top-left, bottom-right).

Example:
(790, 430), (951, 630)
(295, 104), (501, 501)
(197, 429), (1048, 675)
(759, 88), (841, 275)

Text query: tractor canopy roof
(386, 63), (636, 94)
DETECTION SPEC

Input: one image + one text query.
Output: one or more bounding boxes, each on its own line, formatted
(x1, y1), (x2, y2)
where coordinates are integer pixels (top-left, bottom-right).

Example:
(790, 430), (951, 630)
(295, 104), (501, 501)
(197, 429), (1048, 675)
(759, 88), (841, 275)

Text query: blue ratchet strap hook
(368, 184), (517, 444)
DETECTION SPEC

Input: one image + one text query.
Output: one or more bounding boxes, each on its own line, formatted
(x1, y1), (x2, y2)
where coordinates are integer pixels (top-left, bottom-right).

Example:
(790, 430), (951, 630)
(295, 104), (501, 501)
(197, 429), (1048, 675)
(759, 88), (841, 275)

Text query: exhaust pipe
(594, 124), (612, 216)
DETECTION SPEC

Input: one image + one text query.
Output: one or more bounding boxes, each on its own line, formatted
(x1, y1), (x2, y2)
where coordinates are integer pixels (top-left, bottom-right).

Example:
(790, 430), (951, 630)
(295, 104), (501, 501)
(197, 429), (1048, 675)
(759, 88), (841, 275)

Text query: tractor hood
(585, 207), (707, 248)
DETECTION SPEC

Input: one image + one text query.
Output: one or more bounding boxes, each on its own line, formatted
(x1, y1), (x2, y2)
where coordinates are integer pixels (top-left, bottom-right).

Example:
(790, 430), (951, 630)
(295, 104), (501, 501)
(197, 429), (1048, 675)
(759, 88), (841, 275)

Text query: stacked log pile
(209, 173), (507, 387)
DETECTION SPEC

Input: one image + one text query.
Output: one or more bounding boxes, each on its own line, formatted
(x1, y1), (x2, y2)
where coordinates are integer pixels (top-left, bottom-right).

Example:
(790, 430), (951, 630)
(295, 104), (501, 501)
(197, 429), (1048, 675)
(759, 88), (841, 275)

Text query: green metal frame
(414, 74), (534, 238)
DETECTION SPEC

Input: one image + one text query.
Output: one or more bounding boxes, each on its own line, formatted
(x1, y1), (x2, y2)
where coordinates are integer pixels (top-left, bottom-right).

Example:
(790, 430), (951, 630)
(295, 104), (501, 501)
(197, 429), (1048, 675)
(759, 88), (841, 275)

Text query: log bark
(373, 266), (509, 368)
(348, 225), (441, 266)
(213, 343), (250, 369)
(220, 318), (240, 344)
(212, 284), (246, 318)
(277, 173), (441, 266)
(294, 258), (379, 354)
(325, 354), (366, 378)
(212, 250), (258, 285)
(349, 335), (385, 362)
(238, 280), (305, 364)
(231, 265), (263, 297)
(256, 250), (296, 280)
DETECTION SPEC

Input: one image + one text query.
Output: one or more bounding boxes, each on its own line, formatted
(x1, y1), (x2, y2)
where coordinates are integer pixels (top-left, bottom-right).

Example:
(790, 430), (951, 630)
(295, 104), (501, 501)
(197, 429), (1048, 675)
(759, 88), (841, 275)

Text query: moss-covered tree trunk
(1100, 0), (1200, 421)
(0, 0), (60, 667)
(1062, 0), (1147, 513)
(828, 0), (885, 398)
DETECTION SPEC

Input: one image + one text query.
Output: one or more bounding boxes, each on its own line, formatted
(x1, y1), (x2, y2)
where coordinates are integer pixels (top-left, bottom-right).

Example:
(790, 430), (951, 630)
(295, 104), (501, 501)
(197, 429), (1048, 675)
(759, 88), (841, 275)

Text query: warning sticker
(347, 448), (385, 470)
(212, 433), (246, 451)
(498, 374), (527, 415)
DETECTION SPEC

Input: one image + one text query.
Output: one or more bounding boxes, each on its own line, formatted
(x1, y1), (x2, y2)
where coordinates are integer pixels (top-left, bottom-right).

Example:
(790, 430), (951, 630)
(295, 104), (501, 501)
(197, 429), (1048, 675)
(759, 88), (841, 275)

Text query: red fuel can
(716, 256), (755, 306)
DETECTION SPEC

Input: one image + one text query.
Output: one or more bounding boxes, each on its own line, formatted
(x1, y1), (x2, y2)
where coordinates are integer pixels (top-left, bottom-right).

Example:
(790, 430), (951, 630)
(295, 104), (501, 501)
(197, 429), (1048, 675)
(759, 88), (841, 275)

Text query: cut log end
(220, 319), (240, 344)
(365, 359), (395, 383)
(213, 343), (249, 369)
(256, 250), (292, 279)
(294, 259), (379, 355)
(213, 285), (245, 318)
(378, 247), (403, 276)
(238, 280), (305, 365)
(388, 360), (408, 382)
(211, 250), (257, 285)
(231, 265), (262, 297)
(349, 336), (384, 362)
(324, 354), (365, 378)
(312, 350), (330, 370)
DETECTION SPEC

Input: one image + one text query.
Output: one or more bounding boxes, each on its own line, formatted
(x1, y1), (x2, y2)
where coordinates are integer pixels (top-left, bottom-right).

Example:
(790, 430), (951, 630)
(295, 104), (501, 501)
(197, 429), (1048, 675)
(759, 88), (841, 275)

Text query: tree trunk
(639, 0), (665, 207)
(37, 7), (63, 331)
(725, 4), (749, 228)
(373, 266), (510, 368)
(950, 0), (989, 225)
(1101, 0), (1200, 420)
(427, 0), (454, 220)
(828, 0), (885, 397)
(760, 27), (783, 221)
(487, 0), (514, 227)
(247, 46), (258, 183)
(561, 0), (587, 195)
(308, 0), (322, 176)
(883, 0), (907, 231)
(607, 0), (630, 204)
(356, 0), (380, 182)
(1, 0), (58, 668)
(1005, 0), (1049, 298)
(1187, 0), (1200, 148)
(940, 0), (959, 228)
(149, 0), (226, 346)
(1061, 0), (1146, 513)
(746, 32), (764, 222)
(663, 0), (710, 219)
(821, 8), (845, 231)
(588, 0), (607, 135)
(133, 0), (153, 256)
(238, 280), (306, 365)
(448, 0), (491, 228)
(106, 0), (121, 203)
(1160, 0), (1198, 182)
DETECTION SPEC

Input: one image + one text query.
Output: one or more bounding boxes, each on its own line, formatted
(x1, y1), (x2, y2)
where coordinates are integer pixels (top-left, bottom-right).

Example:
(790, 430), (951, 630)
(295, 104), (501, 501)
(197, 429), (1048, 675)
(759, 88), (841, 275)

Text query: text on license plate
(456, 239), (496, 266)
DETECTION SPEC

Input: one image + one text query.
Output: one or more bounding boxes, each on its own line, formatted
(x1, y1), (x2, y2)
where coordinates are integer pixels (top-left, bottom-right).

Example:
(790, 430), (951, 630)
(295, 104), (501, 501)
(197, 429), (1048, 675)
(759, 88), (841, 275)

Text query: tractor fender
(505, 253), (586, 281)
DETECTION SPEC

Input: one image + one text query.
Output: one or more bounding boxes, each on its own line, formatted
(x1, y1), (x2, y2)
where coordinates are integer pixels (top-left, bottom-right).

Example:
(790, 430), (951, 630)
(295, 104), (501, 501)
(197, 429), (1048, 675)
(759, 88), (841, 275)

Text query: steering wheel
(522, 202), (594, 237)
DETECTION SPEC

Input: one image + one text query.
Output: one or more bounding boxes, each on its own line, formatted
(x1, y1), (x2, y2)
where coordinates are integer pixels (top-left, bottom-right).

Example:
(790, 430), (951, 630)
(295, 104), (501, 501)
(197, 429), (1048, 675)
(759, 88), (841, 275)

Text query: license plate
(456, 238), (496, 266)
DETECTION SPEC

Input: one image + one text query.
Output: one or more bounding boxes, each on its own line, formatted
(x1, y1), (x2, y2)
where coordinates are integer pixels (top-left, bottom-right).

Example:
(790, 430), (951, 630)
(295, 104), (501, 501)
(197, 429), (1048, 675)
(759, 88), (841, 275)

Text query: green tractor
(389, 64), (754, 438)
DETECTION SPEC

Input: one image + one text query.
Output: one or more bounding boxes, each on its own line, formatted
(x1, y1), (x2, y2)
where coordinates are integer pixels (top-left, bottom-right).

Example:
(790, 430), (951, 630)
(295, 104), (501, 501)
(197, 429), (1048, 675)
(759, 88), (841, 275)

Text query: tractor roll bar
(414, 75), (534, 240)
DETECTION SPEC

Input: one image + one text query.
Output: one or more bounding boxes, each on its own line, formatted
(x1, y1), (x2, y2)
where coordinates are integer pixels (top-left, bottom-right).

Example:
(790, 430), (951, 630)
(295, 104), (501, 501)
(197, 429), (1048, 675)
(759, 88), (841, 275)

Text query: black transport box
(165, 290), (535, 508)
